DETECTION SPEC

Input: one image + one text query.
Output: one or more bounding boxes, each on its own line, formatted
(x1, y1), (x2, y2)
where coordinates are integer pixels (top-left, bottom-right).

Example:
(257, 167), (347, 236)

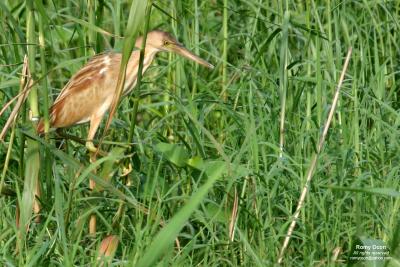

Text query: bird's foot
(86, 141), (108, 158)
(86, 141), (98, 153)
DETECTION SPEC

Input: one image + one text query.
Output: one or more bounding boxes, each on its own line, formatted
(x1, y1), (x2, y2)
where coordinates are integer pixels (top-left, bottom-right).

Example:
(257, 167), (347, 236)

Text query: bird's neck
(128, 46), (160, 71)
(123, 46), (160, 95)
(142, 46), (160, 69)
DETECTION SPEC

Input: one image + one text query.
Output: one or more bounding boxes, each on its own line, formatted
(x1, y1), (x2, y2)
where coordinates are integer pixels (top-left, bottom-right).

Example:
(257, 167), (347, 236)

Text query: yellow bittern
(37, 30), (213, 151)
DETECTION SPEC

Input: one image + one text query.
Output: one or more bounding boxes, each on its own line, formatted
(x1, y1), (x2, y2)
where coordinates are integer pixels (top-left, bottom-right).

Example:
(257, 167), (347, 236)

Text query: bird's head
(135, 30), (214, 69)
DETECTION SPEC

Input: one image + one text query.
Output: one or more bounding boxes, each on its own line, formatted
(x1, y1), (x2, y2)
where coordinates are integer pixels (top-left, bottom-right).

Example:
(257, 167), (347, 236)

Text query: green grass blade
(136, 161), (226, 267)
(19, 138), (40, 244)
(101, 0), (148, 144)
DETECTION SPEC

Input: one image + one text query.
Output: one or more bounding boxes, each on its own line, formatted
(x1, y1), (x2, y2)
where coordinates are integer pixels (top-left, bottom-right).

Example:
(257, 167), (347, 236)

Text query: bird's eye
(164, 40), (169, 46)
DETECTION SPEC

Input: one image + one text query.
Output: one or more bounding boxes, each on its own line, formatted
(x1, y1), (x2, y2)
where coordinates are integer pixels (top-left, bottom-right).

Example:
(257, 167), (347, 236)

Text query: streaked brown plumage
(37, 30), (213, 152)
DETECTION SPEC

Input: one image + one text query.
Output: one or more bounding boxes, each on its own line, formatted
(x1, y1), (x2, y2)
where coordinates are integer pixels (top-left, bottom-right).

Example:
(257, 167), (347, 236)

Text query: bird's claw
(86, 141), (98, 153)
(86, 141), (108, 158)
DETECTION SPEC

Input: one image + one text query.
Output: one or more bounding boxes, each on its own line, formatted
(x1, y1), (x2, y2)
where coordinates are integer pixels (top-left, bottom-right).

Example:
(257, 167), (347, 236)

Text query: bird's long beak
(169, 43), (214, 69)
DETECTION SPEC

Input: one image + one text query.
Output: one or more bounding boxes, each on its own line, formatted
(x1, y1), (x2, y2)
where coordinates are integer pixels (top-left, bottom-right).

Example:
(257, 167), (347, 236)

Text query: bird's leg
(87, 114), (103, 235)
(86, 114), (107, 157)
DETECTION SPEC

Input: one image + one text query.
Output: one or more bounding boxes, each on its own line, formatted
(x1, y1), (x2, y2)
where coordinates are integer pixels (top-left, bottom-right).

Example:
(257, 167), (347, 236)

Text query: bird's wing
(53, 52), (121, 105)
(47, 52), (123, 128)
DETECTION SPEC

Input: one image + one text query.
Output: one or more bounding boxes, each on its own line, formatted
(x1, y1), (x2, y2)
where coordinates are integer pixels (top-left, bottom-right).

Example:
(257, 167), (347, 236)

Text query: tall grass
(0, 0), (399, 266)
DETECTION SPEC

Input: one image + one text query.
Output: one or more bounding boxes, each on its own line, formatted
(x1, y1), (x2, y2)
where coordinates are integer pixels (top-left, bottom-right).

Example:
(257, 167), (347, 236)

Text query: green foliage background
(0, 0), (399, 266)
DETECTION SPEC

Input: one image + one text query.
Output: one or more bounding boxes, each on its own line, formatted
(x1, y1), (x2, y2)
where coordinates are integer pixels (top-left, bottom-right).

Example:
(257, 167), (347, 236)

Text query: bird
(37, 30), (214, 153)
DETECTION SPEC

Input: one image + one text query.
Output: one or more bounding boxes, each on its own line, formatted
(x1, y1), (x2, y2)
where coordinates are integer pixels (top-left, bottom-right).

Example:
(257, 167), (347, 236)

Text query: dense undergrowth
(0, 0), (399, 266)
